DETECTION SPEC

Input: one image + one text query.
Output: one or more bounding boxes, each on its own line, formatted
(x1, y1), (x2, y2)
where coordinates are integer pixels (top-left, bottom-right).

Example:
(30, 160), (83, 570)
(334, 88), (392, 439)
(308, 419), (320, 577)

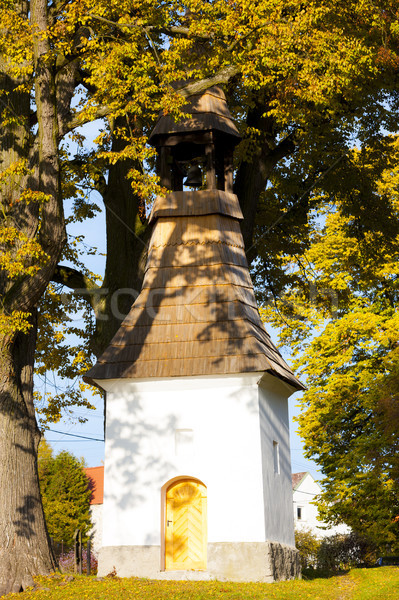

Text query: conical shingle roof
(84, 190), (304, 390)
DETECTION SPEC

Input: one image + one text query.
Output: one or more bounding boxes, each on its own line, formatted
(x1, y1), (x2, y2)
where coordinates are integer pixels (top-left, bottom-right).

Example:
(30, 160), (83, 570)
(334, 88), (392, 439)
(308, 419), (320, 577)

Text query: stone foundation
(98, 542), (300, 582)
(269, 541), (301, 581)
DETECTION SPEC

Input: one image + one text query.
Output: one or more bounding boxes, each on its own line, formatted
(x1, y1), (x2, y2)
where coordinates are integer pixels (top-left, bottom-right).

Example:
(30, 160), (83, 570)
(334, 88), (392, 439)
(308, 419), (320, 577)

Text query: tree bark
(234, 102), (296, 263)
(0, 0), (66, 593)
(0, 316), (56, 596)
(91, 121), (151, 355)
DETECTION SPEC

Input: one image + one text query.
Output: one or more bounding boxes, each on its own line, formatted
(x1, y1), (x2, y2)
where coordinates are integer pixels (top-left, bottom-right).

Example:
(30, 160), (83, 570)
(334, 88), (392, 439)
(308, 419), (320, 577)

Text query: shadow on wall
(85, 189), (298, 552)
(89, 197), (257, 520)
(258, 377), (294, 543)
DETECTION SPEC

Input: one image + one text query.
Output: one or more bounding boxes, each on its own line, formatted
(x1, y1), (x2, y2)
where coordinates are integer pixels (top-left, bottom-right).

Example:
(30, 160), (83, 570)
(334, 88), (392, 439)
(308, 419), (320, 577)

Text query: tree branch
(88, 14), (200, 39)
(65, 158), (107, 197)
(59, 65), (240, 137)
(49, 0), (72, 20)
(52, 264), (98, 291)
(51, 265), (104, 317)
(59, 104), (112, 137)
(177, 66), (240, 97)
(269, 131), (297, 162)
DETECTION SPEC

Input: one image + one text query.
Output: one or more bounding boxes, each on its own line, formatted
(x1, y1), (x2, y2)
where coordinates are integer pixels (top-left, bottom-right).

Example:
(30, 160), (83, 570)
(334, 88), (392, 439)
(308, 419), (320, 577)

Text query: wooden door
(165, 479), (207, 570)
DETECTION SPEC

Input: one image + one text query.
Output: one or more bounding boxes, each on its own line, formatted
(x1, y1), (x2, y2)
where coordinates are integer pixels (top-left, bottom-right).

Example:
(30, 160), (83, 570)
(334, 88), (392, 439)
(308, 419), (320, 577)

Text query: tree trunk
(0, 315), (56, 596)
(92, 122), (151, 355)
(234, 102), (296, 263)
(0, 0), (66, 592)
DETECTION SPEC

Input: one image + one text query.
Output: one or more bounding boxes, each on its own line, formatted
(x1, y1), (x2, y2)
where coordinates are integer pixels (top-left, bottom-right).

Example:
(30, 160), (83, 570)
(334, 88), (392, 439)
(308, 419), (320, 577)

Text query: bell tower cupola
(148, 86), (241, 192)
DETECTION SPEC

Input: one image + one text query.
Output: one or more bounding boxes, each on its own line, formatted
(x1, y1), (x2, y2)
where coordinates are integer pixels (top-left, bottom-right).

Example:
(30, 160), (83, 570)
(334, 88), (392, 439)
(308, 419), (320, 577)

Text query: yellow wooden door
(165, 480), (207, 570)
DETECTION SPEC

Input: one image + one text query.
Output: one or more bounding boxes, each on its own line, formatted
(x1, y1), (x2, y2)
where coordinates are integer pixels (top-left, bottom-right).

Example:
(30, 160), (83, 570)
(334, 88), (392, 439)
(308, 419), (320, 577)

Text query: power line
(48, 428), (104, 442)
(46, 439), (102, 443)
(291, 459), (317, 470)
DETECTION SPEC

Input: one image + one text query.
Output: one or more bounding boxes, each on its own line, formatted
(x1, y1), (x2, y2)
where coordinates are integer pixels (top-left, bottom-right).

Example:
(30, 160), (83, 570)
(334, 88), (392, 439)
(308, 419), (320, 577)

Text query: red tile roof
(85, 466), (104, 505)
(292, 472), (307, 490)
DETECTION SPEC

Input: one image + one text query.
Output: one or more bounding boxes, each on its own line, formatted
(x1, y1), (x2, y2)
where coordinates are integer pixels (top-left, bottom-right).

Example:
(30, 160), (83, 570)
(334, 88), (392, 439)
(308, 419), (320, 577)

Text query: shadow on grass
(301, 568), (350, 580)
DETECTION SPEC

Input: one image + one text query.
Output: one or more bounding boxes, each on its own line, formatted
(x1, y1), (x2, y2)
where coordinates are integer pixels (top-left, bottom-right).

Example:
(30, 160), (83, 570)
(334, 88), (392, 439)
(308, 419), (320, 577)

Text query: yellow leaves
(15, 189), (52, 205)
(297, 309), (382, 379)
(378, 312), (399, 348)
(285, 142), (399, 298)
(72, 350), (90, 369)
(0, 162), (54, 280)
(99, 134), (153, 165)
(1, 161), (51, 210)
(35, 388), (96, 427)
(0, 159), (30, 189)
(0, 226), (49, 278)
(261, 139), (399, 495)
(236, 126), (265, 162)
(0, 5), (33, 79)
(98, 137), (163, 203)
(0, 310), (32, 337)
(375, 136), (399, 212)
(37, 385), (96, 428)
(46, 0), (386, 142)
(54, 331), (65, 344)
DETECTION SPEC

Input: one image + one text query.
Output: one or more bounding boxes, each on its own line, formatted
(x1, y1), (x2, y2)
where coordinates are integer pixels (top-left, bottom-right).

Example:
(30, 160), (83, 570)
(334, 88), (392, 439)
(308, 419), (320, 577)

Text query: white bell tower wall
(96, 372), (298, 580)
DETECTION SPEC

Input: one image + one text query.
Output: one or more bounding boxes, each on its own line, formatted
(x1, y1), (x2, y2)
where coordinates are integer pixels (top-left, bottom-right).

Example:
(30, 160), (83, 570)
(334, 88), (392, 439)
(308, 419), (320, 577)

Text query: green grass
(4, 567), (399, 600)
(350, 567), (399, 599)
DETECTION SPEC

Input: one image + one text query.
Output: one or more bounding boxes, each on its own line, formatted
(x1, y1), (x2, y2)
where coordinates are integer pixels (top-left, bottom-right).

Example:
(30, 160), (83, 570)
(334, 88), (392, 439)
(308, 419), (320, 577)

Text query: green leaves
(261, 136), (399, 551)
(38, 441), (92, 546)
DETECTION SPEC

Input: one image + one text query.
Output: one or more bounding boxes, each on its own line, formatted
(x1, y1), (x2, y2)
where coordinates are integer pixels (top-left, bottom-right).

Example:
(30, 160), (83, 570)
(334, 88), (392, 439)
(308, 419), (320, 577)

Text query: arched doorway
(164, 478), (207, 571)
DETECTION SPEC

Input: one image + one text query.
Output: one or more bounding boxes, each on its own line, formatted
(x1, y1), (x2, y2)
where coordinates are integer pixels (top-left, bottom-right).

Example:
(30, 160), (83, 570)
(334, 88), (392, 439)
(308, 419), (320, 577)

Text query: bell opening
(183, 163), (203, 188)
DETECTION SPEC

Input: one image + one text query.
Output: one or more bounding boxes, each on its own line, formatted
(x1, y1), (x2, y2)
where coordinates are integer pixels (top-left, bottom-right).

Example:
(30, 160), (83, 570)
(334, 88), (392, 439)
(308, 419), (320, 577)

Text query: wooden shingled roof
(84, 190), (304, 390)
(148, 86), (241, 145)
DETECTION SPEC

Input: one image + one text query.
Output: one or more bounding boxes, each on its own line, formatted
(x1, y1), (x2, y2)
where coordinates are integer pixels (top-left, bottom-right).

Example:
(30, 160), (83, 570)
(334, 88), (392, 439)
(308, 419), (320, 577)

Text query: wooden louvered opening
(165, 479), (207, 571)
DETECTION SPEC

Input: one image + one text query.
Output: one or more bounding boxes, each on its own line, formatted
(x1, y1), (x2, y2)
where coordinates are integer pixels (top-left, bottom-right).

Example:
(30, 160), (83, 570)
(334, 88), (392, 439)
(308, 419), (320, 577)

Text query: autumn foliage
(1, 0), (399, 592)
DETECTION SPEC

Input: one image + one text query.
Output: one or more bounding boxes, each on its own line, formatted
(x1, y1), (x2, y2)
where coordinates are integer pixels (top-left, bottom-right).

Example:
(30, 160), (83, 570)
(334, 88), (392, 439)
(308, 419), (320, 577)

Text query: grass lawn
(4, 567), (399, 600)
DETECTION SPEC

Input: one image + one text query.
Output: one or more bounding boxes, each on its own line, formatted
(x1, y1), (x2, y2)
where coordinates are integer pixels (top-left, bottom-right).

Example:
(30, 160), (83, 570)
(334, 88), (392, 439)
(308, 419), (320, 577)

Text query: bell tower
(148, 86), (239, 193)
(85, 86), (302, 582)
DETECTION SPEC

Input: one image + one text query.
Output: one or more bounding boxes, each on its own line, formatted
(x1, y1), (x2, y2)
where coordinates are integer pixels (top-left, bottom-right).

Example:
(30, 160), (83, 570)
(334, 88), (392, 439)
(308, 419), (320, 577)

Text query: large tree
(262, 133), (399, 551)
(0, 0), (397, 593)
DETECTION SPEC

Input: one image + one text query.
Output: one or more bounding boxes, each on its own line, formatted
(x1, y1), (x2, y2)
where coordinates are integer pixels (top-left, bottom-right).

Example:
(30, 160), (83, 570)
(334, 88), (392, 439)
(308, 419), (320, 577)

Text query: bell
(184, 164), (202, 187)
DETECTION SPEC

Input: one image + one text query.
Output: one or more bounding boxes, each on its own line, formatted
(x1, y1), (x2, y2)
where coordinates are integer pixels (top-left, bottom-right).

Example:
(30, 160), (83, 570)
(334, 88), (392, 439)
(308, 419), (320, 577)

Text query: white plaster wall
(99, 374), (268, 548)
(89, 504), (103, 555)
(258, 374), (295, 546)
(293, 473), (350, 537)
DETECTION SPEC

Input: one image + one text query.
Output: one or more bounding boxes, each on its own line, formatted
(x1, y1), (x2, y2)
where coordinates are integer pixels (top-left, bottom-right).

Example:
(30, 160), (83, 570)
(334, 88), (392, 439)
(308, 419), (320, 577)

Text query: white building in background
(86, 466), (104, 555)
(292, 472), (350, 538)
